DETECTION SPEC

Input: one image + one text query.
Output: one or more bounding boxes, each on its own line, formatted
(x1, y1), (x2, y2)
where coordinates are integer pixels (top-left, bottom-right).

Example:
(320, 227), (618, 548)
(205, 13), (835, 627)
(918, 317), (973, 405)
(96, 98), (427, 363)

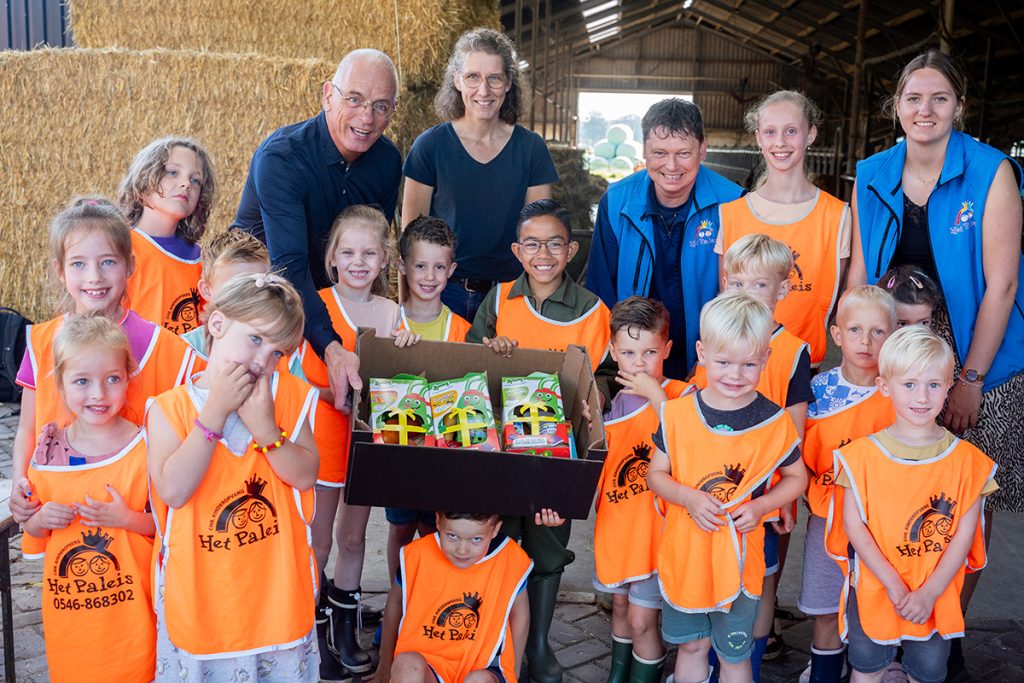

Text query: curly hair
(434, 28), (529, 125)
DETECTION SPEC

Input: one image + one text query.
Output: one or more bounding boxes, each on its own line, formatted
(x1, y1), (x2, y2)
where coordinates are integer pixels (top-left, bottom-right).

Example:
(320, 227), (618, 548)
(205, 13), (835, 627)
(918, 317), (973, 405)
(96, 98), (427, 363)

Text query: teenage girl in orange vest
(147, 273), (320, 679)
(23, 314), (156, 683)
(827, 326), (996, 683)
(716, 90), (851, 367)
(10, 197), (195, 532)
(117, 136), (217, 334)
(300, 204), (399, 675)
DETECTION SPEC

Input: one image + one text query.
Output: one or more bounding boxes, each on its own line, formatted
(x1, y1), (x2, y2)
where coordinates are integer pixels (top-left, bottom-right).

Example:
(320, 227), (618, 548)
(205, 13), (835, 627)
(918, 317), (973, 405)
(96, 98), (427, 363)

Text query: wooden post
(514, 0), (523, 48)
(530, 0), (539, 130)
(541, 0), (550, 139)
(979, 37), (992, 139)
(939, 0), (955, 53)
(846, 0), (869, 174)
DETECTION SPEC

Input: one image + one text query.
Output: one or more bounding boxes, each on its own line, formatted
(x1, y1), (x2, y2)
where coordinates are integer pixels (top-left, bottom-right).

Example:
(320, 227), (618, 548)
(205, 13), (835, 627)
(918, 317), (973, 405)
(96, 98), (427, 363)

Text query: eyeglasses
(517, 238), (568, 255)
(331, 83), (396, 119)
(460, 72), (508, 89)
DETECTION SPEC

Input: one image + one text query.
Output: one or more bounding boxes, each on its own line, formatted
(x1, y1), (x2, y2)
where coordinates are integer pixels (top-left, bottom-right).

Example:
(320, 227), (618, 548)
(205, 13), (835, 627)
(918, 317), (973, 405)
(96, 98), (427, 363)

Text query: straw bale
(70, 0), (499, 88)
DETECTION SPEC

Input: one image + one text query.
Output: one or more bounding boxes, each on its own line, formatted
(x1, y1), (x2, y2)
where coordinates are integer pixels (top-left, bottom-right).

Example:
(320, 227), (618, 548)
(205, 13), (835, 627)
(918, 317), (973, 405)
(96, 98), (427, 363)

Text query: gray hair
(333, 49), (399, 102)
(434, 28), (528, 124)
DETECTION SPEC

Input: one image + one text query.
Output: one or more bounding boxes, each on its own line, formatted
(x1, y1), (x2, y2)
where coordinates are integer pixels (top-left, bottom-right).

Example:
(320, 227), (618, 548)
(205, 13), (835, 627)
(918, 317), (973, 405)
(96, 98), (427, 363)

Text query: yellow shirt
(406, 305), (454, 341)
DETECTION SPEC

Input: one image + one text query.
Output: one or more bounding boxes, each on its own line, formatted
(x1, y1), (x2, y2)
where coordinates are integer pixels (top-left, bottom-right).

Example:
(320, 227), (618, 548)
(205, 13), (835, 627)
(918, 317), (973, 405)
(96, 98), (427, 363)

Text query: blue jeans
(441, 279), (494, 323)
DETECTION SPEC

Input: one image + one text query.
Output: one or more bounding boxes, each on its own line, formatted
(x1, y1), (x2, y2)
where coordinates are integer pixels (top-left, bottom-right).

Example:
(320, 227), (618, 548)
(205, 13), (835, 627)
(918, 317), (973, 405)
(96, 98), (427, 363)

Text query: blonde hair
(50, 196), (134, 314)
(837, 285), (897, 328)
(744, 89), (822, 134)
(202, 273), (305, 354)
(878, 325), (954, 381)
(117, 136), (217, 245)
(699, 291), (773, 357)
(723, 233), (793, 281)
(202, 229), (270, 281)
(324, 205), (395, 296)
(53, 312), (136, 391)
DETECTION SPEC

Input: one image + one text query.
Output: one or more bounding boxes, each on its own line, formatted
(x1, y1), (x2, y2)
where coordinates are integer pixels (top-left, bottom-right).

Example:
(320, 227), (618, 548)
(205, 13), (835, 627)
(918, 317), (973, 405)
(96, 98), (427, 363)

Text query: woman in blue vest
(848, 49), (1023, 676)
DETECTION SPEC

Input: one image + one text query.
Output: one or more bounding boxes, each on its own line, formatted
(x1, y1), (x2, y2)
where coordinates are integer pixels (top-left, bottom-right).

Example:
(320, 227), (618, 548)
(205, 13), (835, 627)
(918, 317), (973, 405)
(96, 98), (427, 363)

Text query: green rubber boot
(628, 652), (665, 683)
(525, 573), (564, 683)
(608, 635), (633, 683)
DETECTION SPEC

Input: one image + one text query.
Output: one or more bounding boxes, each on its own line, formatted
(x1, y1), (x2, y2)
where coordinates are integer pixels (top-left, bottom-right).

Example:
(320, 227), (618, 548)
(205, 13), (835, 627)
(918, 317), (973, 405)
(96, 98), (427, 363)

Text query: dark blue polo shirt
(646, 183), (691, 380)
(232, 112), (402, 357)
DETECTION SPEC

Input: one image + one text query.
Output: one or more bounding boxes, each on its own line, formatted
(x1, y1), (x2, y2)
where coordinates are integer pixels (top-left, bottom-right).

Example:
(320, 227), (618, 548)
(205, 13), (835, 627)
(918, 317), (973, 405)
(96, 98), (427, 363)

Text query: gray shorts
(661, 593), (760, 664)
(798, 514), (845, 615)
(592, 573), (662, 609)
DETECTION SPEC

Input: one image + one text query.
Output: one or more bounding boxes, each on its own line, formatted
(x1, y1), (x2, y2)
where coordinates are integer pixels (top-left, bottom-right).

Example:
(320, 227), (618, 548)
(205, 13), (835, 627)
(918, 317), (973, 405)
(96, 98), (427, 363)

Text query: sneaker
(882, 661), (910, 683)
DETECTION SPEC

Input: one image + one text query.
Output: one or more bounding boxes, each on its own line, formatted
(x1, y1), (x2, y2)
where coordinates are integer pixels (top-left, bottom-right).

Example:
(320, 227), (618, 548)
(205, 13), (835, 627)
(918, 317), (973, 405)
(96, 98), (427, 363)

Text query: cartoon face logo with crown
(907, 492), (957, 542)
(950, 201), (975, 235)
(689, 220), (716, 248)
(58, 529), (121, 578)
(215, 474), (278, 532)
(698, 463), (746, 503)
(426, 592), (483, 641)
(615, 443), (653, 488)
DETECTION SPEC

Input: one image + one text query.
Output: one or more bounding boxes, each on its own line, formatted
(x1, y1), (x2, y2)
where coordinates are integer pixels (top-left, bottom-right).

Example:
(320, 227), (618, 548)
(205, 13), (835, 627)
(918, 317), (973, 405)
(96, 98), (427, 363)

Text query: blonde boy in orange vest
(373, 511), (534, 683)
(799, 285), (896, 682)
(827, 326), (997, 683)
(648, 292), (807, 683)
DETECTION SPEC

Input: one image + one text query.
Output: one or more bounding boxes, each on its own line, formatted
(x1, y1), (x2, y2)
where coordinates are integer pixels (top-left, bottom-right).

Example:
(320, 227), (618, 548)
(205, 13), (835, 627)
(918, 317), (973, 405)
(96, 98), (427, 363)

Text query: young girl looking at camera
(879, 264), (941, 329)
(11, 197), (194, 529)
(118, 136), (217, 334)
(146, 273), (320, 679)
(300, 203), (399, 676)
(23, 314), (157, 683)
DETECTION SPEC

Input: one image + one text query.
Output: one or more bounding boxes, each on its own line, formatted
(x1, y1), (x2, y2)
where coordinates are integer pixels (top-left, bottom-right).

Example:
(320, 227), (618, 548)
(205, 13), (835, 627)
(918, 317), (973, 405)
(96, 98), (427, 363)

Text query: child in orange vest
(594, 297), (690, 683)
(716, 90), (851, 367)
(300, 204), (399, 676)
(879, 265), (941, 330)
(693, 233), (814, 677)
(118, 136), (217, 334)
(147, 273), (320, 679)
(374, 511), (534, 683)
(467, 199), (611, 680)
(827, 326), (997, 683)
(800, 286), (896, 682)
(648, 292), (807, 683)
(23, 314), (156, 683)
(10, 197), (195, 528)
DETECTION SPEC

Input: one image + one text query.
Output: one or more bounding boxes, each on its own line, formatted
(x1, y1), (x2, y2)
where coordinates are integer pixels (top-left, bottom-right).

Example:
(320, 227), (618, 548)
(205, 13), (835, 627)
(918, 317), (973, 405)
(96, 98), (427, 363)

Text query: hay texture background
(70, 0), (500, 89)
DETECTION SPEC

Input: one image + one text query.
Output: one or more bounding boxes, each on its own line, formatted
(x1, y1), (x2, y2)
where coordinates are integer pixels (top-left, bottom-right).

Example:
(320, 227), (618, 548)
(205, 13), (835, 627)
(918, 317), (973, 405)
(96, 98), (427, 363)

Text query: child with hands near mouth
(827, 326), (997, 683)
(23, 314), (157, 683)
(146, 273), (322, 679)
(647, 292), (807, 683)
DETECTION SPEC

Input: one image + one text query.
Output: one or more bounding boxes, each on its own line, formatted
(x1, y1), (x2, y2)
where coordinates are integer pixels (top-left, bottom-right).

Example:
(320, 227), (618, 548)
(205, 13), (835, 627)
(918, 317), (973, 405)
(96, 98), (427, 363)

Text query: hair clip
(85, 199), (99, 206)
(254, 275), (266, 288)
(886, 275), (897, 289)
(909, 275), (924, 289)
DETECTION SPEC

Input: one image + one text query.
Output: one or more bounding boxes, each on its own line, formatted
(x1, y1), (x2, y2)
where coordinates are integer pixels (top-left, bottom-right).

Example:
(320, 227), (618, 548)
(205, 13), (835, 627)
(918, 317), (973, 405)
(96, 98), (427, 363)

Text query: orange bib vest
(396, 534), (533, 683)
(126, 229), (203, 334)
(396, 306), (471, 342)
(493, 281), (611, 371)
(26, 432), (155, 683)
(150, 372), (318, 657)
(691, 325), (808, 408)
(803, 388), (894, 518)
(595, 379), (689, 588)
(719, 192), (848, 364)
(826, 436), (995, 644)
(300, 288), (358, 486)
(657, 393), (800, 612)
(23, 313), (194, 432)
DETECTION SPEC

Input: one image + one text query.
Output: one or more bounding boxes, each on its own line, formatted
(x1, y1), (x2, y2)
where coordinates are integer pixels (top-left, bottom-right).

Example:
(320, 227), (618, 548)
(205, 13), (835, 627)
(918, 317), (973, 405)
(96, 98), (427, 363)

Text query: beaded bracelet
(253, 429), (289, 454)
(194, 417), (223, 442)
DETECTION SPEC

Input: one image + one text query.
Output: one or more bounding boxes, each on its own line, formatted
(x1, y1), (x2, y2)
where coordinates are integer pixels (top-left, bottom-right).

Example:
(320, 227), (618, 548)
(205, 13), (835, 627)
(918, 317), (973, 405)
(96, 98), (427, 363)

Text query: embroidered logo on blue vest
(689, 220), (715, 248)
(950, 201), (975, 235)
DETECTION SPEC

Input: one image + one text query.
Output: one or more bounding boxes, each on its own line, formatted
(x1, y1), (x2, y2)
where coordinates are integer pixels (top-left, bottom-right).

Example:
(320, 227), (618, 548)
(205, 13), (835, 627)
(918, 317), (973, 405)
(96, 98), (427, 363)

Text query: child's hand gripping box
(501, 373), (574, 459)
(370, 374), (434, 446)
(345, 331), (607, 519)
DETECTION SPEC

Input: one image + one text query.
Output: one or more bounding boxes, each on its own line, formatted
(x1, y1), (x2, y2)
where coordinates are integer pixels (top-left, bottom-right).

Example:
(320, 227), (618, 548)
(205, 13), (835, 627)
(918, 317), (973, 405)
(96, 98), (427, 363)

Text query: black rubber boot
(316, 597), (353, 682)
(327, 582), (374, 674)
(525, 573), (564, 683)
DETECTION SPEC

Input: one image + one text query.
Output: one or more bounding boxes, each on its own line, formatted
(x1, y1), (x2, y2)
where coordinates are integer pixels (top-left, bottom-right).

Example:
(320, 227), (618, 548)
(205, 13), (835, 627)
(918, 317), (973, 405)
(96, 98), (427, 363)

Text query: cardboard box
(344, 331), (607, 519)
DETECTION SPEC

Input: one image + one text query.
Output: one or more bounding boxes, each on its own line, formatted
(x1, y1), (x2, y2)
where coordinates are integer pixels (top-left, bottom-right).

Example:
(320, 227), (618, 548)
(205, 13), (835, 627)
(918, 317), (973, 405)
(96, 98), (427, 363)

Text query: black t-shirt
(893, 194), (940, 282)
(786, 347), (814, 407)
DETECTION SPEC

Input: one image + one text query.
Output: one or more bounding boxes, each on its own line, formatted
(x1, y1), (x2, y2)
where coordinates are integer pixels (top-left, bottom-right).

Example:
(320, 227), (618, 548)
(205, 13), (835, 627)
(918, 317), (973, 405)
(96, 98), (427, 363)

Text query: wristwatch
(960, 368), (985, 384)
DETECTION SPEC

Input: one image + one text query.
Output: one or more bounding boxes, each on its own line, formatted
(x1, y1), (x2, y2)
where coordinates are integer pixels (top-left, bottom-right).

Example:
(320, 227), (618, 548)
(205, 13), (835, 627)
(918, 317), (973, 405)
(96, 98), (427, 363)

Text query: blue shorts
(385, 507), (436, 527)
(661, 593), (760, 664)
(763, 524), (779, 577)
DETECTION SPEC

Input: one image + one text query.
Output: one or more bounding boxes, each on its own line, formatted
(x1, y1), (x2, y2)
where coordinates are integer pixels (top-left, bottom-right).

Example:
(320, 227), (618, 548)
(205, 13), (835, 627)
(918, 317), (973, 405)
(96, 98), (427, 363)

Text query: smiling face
(455, 50), (510, 122)
(754, 100), (816, 173)
(643, 127), (706, 207)
(322, 58), (397, 163)
(59, 347), (130, 427)
(610, 327), (671, 380)
(207, 314), (291, 380)
(398, 240), (457, 304)
(511, 215), (578, 292)
(142, 145), (204, 228)
(722, 268), (789, 314)
(695, 339), (768, 410)
(830, 301), (895, 375)
(58, 228), (132, 317)
(896, 67), (962, 145)
(877, 360), (952, 431)
(436, 515), (501, 569)
(329, 223), (388, 298)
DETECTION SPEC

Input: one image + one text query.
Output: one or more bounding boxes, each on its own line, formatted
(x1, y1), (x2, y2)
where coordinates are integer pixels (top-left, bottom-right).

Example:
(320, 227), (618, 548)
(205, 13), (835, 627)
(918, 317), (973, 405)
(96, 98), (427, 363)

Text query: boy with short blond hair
(828, 327), (997, 683)
(649, 291), (808, 683)
(799, 284), (898, 682)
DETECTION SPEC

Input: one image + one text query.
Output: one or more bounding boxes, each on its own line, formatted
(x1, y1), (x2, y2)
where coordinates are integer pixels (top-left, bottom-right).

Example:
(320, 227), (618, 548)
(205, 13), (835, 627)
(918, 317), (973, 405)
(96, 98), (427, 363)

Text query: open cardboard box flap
(344, 330), (607, 519)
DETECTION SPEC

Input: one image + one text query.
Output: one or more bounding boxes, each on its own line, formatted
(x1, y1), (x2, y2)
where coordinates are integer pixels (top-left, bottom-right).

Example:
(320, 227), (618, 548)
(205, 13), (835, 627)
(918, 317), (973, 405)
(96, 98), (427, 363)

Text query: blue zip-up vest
(856, 130), (1024, 390)
(604, 167), (742, 373)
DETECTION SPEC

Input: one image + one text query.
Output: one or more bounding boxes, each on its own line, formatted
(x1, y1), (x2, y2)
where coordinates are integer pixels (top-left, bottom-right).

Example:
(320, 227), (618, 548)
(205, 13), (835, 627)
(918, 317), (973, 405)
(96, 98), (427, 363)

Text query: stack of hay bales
(0, 1), (499, 322)
(588, 123), (642, 175)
